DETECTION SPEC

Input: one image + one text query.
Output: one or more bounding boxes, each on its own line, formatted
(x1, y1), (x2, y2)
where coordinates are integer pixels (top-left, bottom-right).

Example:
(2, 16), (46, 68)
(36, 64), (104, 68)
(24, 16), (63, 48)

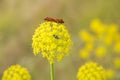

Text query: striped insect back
(44, 17), (64, 23)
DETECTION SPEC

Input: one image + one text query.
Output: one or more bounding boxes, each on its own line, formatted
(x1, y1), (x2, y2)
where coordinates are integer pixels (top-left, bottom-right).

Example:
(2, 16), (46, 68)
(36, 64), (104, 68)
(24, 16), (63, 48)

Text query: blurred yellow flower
(32, 21), (72, 64)
(107, 24), (118, 36)
(106, 69), (115, 79)
(79, 30), (94, 43)
(90, 19), (106, 35)
(79, 49), (89, 60)
(104, 36), (113, 46)
(95, 46), (106, 58)
(84, 42), (94, 52)
(79, 18), (120, 68)
(114, 42), (120, 53)
(2, 65), (31, 80)
(114, 33), (120, 42)
(77, 62), (106, 80)
(114, 58), (120, 69)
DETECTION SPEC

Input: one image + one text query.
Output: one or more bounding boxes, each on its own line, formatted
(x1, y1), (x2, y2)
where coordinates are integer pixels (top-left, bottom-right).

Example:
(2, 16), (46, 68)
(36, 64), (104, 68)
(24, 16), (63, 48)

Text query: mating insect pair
(44, 17), (64, 23)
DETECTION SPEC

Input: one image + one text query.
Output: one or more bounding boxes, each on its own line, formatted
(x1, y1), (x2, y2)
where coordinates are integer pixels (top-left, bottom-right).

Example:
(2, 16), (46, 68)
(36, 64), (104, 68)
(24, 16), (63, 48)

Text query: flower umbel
(77, 62), (106, 80)
(32, 21), (72, 64)
(2, 65), (31, 80)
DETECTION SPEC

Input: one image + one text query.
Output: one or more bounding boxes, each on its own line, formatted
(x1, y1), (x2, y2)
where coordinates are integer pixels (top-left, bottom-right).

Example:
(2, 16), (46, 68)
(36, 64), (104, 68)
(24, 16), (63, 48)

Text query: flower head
(77, 62), (106, 80)
(2, 65), (31, 80)
(32, 21), (72, 64)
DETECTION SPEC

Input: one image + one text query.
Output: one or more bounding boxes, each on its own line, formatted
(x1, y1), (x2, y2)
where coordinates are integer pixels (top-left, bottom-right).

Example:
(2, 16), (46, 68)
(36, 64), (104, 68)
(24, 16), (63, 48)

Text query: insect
(44, 17), (64, 23)
(53, 35), (60, 39)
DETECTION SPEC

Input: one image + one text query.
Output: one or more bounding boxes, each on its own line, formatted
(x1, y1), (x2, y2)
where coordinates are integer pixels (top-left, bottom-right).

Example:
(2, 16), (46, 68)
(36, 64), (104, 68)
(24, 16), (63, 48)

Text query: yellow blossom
(114, 42), (120, 53)
(90, 19), (106, 35)
(114, 58), (120, 69)
(114, 33), (120, 42)
(104, 36), (113, 46)
(106, 69), (115, 79)
(77, 62), (106, 80)
(79, 30), (94, 43)
(95, 46), (106, 58)
(32, 21), (72, 64)
(84, 42), (94, 52)
(2, 65), (31, 80)
(79, 49), (89, 60)
(107, 24), (118, 36)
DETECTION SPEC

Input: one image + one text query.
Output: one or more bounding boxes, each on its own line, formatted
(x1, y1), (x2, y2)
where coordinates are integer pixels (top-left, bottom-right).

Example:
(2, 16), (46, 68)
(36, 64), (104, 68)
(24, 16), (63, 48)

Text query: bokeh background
(0, 0), (120, 80)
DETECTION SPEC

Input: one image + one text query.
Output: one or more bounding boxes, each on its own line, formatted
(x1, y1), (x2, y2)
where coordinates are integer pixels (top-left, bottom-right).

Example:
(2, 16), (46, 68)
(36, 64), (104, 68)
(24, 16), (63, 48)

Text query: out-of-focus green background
(0, 0), (120, 80)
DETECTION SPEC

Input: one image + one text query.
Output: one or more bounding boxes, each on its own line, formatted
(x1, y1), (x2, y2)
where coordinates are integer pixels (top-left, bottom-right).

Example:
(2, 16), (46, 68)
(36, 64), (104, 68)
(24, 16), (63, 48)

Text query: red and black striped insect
(44, 17), (64, 23)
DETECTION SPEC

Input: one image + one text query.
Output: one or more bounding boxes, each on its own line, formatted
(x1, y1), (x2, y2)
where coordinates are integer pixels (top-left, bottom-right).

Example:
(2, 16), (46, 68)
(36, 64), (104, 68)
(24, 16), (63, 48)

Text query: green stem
(50, 63), (54, 80)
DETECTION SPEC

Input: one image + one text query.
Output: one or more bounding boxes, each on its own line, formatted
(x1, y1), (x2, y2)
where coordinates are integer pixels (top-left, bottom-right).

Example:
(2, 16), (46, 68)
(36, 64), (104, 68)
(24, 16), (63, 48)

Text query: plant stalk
(50, 63), (54, 80)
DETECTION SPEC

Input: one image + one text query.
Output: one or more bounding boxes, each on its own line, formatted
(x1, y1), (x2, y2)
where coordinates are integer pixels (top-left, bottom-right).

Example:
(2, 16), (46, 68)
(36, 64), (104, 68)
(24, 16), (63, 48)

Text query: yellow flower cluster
(32, 21), (72, 64)
(77, 62), (106, 80)
(2, 65), (31, 80)
(79, 19), (120, 59)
